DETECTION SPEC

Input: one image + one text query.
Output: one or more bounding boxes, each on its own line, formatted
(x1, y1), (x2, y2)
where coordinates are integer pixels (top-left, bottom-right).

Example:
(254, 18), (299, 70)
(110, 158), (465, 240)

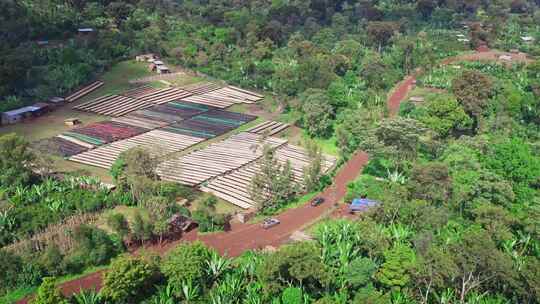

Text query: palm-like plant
(72, 289), (102, 304)
(207, 251), (232, 283)
(0, 209), (15, 233)
(8, 186), (28, 206)
(386, 169), (407, 184)
(181, 280), (200, 303)
(384, 223), (413, 243)
(243, 282), (263, 304)
(148, 284), (175, 304)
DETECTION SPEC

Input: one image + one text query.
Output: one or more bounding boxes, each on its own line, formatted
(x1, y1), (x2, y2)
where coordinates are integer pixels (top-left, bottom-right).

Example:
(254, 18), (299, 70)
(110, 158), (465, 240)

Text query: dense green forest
(1, 0), (540, 303)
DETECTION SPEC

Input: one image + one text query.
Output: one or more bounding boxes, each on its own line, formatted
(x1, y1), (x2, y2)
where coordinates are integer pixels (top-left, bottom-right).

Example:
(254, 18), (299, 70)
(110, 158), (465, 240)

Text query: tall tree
(451, 70), (493, 131)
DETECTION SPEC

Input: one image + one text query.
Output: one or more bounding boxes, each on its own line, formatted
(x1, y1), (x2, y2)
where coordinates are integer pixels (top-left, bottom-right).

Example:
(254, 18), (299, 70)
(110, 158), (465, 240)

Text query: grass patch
(189, 192), (240, 215)
(96, 206), (150, 233)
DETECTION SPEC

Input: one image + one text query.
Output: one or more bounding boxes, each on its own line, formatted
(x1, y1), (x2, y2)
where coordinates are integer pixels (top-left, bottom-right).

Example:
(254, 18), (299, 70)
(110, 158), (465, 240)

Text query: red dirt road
(387, 75), (416, 116)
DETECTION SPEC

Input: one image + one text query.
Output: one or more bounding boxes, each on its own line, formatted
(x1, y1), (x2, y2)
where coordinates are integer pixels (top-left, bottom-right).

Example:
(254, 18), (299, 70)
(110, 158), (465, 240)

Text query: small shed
(157, 65), (170, 74)
(499, 54), (512, 61)
(1, 103), (49, 125)
(153, 60), (164, 66)
(64, 118), (82, 126)
(349, 198), (380, 213)
(136, 54), (157, 62)
(168, 214), (197, 233)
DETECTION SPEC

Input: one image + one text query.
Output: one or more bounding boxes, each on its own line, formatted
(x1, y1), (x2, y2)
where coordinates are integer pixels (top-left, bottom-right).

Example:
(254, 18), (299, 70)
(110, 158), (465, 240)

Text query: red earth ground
(19, 48), (520, 303)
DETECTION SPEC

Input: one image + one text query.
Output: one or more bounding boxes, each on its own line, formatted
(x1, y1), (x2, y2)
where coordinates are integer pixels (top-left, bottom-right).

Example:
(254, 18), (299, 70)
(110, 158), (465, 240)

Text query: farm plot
(201, 144), (337, 209)
(69, 130), (204, 169)
(163, 109), (257, 139)
(247, 120), (290, 136)
(62, 121), (149, 146)
(73, 94), (152, 117)
(65, 80), (104, 102)
(32, 136), (90, 157)
(180, 86), (263, 108)
(156, 132), (287, 186)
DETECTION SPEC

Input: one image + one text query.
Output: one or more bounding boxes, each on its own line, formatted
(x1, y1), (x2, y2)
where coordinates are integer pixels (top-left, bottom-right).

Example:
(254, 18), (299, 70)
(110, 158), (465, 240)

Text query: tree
(415, 95), (473, 138)
(300, 90), (335, 137)
(376, 244), (416, 290)
(343, 257), (377, 289)
(111, 147), (159, 202)
(451, 70), (493, 131)
(302, 140), (324, 192)
(101, 255), (157, 303)
(367, 22), (397, 51)
(258, 242), (330, 295)
(408, 162), (452, 204)
(250, 145), (298, 211)
(0, 133), (36, 187)
(132, 211), (153, 245)
(360, 117), (430, 163)
(161, 241), (214, 290)
(107, 213), (130, 240)
(31, 277), (68, 304)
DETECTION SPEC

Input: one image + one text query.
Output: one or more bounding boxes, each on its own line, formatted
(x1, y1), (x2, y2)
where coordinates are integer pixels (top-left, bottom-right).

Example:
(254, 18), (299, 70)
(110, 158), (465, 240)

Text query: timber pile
(181, 82), (221, 95)
(69, 130), (204, 169)
(73, 94), (152, 117)
(156, 132), (287, 186)
(247, 120), (290, 136)
(180, 86), (263, 108)
(65, 81), (104, 102)
(201, 144), (337, 209)
(135, 88), (192, 105)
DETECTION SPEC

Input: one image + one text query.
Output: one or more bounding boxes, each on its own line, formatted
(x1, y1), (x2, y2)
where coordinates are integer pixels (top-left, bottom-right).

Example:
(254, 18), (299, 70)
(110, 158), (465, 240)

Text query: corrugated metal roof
(3, 106), (40, 116)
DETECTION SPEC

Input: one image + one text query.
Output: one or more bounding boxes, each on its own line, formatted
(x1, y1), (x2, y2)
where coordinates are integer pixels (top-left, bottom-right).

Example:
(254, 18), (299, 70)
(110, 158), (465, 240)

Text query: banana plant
(8, 186), (28, 206)
(386, 169), (407, 184)
(243, 282), (263, 304)
(384, 223), (413, 244)
(72, 288), (102, 304)
(207, 251), (232, 283)
(45, 197), (64, 214)
(181, 280), (200, 303)
(148, 284), (175, 304)
(433, 288), (457, 304)
(0, 209), (15, 233)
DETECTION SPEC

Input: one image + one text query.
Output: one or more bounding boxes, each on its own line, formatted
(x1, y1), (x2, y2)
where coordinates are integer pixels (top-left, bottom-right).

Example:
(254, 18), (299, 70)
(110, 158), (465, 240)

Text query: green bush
(100, 255), (158, 303)
(161, 241), (214, 289)
(31, 277), (68, 304)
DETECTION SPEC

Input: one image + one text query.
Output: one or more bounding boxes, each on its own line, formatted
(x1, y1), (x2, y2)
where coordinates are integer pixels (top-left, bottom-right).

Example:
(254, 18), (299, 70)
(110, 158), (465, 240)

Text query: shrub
(0, 249), (23, 294)
(161, 241), (214, 289)
(31, 277), (69, 304)
(100, 255), (158, 303)
(67, 225), (123, 271)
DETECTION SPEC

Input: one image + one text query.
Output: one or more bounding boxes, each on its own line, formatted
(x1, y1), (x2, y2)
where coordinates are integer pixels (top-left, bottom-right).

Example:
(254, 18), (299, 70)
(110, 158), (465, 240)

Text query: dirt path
(387, 75), (416, 116)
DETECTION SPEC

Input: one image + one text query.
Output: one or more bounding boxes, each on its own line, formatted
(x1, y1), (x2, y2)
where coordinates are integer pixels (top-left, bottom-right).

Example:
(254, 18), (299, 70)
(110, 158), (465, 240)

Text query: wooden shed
(136, 54), (157, 62)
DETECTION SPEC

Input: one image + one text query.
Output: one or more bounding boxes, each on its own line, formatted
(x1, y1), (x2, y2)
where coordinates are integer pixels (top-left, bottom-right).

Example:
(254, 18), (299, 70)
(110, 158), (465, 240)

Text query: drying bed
(163, 110), (256, 139)
(62, 121), (149, 146)
(156, 132), (287, 186)
(69, 130), (204, 169)
(201, 144), (337, 209)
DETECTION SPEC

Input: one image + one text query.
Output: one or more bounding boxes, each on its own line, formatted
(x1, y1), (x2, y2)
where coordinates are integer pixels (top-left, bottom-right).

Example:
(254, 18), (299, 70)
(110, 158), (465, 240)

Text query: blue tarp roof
(349, 198), (380, 211)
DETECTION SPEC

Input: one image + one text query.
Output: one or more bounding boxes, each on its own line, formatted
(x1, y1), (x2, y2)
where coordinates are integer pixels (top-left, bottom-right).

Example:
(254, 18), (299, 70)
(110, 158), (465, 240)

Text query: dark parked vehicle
(311, 197), (325, 207)
(262, 218), (280, 229)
